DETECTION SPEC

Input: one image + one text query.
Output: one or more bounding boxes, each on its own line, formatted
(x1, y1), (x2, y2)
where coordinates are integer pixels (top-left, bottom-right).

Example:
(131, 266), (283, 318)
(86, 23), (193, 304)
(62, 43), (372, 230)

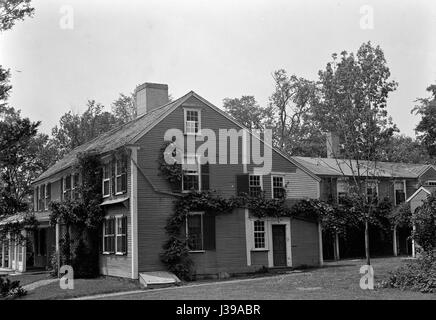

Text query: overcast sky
(1, 0), (435, 137)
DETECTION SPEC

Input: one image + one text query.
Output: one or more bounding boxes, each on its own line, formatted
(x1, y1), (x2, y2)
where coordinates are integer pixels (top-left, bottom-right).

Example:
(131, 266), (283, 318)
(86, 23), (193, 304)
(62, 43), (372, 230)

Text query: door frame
(265, 219), (292, 267)
(271, 224), (288, 267)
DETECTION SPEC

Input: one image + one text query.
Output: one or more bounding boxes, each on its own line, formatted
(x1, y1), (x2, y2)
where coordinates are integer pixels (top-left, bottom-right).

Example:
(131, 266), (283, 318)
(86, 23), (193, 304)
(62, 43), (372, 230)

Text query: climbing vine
(49, 151), (104, 277)
(0, 214), (38, 243)
(158, 141), (183, 189)
(160, 191), (320, 281)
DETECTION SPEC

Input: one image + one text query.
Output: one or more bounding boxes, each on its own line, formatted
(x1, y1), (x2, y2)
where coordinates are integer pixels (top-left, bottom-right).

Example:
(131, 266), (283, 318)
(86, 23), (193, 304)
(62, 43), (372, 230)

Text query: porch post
(1, 242), (4, 268)
(21, 231), (27, 272)
(412, 224), (416, 258)
(14, 236), (18, 271)
(393, 226), (398, 257)
(129, 146), (139, 279)
(8, 234), (12, 268)
(334, 232), (340, 260)
(318, 222), (324, 267)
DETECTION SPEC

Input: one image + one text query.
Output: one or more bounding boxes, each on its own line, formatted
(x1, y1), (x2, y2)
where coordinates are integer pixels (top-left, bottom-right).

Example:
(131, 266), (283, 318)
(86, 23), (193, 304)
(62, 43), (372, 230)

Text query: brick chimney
(326, 131), (340, 158)
(134, 82), (169, 116)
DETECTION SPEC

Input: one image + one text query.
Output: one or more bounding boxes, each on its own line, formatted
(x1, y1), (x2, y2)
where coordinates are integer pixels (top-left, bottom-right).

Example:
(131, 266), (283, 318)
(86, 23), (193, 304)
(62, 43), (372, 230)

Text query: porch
(0, 212), (57, 273)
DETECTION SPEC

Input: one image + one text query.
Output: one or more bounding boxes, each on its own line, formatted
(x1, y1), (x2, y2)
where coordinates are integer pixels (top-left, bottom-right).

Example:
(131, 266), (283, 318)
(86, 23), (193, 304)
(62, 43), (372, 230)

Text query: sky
(1, 0), (435, 137)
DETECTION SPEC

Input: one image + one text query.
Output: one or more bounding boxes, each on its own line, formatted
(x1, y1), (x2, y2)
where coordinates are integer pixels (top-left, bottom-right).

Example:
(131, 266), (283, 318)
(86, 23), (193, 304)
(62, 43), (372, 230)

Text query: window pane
(254, 220), (265, 249)
(188, 215), (203, 250)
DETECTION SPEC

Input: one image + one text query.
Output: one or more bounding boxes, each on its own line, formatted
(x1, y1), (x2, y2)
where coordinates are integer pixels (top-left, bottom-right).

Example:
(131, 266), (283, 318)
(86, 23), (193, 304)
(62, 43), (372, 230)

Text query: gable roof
(34, 92), (192, 183)
(34, 91), (320, 184)
(406, 186), (431, 203)
(292, 156), (432, 179)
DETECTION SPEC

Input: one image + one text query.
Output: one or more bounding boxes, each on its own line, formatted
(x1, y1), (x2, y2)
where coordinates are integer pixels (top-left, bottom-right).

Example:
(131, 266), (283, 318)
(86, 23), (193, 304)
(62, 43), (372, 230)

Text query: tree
(0, 0), (34, 32)
(315, 42), (398, 265)
(412, 194), (436, 253)
(268, 70), (325, 156)
(380, 134), (430, 164)
(412, 84), (436, 157)
(223, 95), (272, 130)
(111, 92), (136, 124)
(51, 100), (119, 157)
(0, 106), (41, 216)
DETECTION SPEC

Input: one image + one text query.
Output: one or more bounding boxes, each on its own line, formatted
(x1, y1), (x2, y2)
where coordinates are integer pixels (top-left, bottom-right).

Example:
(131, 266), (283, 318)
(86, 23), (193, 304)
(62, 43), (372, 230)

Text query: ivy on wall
(0, 214), (38, 244)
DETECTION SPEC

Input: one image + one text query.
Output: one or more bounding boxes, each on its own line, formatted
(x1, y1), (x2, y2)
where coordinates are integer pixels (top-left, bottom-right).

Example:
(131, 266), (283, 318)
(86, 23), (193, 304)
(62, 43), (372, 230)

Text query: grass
(18, 276), (142, 300)
(5, 272), (52, 286)
(98, 257), (436, 300)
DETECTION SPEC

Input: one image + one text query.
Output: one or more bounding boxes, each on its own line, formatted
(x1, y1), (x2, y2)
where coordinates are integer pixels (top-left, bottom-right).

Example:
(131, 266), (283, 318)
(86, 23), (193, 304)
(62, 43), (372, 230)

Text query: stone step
(139, 271), (181, 288)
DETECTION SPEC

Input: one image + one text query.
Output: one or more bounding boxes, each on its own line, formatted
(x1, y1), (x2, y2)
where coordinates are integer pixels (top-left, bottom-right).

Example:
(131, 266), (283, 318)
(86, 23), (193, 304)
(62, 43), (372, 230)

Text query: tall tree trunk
(365, 219), (370, 265)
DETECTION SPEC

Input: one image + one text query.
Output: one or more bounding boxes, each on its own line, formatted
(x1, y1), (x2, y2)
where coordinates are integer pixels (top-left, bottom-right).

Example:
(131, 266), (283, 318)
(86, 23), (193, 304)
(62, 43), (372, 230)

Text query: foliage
(412, 84), (436, 157)
(0, 0), (34, 32)
(0, 106), (41, 216)
(161, 190), (320, 280)
(49, 151), (104, 278)
(379, 134), (430, 164)
(51, 100), (120, 159)
(0, 213), (38, 243)
(381, 253), (436, 293)
(158, 141), (183, 187)
(411, 195), (436, 252)
(111, 92), (137, 124)
(389, 202), (412, 229)
(268, 70), (325, 156)
(223, 96), (272, 130)
(0, 275), (27, 299)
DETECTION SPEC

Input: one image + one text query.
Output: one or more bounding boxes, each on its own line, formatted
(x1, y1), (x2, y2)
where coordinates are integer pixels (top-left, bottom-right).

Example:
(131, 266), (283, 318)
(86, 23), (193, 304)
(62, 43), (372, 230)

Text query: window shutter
(60, 177), (64, 201)
(201, 163), (210, 191)
(123, 216), (128, 254)
(111, 161), (115, 195)
(203, 212), (216, 250)
(47, 183), (51, 204)
(236, 174), (249, 195)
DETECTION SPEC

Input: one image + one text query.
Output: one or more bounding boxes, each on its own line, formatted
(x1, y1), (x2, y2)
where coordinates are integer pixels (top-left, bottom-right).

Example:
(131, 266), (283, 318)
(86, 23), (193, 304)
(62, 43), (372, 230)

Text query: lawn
(97, 257), (436, 300)
(6, 272), (53, 286)
(18, 276), (142, 300)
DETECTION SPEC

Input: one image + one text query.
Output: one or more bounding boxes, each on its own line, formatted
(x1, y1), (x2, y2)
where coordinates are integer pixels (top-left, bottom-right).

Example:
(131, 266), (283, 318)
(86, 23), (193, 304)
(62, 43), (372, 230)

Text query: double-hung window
(272, 175), (285, 199)
(103, 216), (127, 255)
(45, 183), (51, 210)
(366, 180), (378, 204)
(103, 218), (115, 254)
(115, 216), (127, 254)
(249, 175), (262, 197)
(115, 157), (127, 194)
(63, 175), (71, 201)
(182, 156), (200, 192)
(72, 174), (79, 200)
(186, 212), (204, 251)
(184, 109), (201, 135)
(394, 181), (406, 205)
(102, 163), (111, 197)
(253, 220), (266, 249)
(39, 185), (45, 211)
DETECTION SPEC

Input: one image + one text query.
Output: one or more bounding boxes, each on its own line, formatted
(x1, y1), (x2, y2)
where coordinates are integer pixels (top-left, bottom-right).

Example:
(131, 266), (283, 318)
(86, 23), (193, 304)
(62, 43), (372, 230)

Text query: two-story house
(0, 83), (323, 279)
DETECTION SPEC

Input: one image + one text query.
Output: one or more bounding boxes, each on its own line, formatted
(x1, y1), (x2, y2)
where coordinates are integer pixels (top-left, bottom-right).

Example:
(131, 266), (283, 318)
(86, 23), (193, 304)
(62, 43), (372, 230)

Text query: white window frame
(102, 163), (111, 198)
(426, 180), (436, 186)
(366, 179), (379, 202)
(72, 173), (80, 200)
(186, 212), (205, 252)
(39, 184), (45, 211)
(102, 217), (116, 255)
(63, 174), (72, 200)
(182, 155), (202, 193)
(271, 175), (285, 199)
(184, 108), (201, 135)
(249, 174), (263, 197)
(44, 184), (49, 211)
(115, 158), (127, 195)
(115, 215), (127, 255)
(253, 220), (267, 250)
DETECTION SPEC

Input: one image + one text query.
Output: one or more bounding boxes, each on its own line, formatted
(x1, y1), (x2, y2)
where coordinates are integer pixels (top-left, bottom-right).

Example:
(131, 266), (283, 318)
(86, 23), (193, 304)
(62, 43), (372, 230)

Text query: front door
(272, 225), (287, 266)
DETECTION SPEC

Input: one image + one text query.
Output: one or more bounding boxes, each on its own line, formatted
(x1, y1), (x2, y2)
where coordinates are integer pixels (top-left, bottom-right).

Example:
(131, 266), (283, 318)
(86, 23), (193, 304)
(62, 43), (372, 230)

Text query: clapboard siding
(99, 203), (132, 278)
(409, 189), (430, 213)
(291, 219), (320, 267)
(135, 96), (320, 274)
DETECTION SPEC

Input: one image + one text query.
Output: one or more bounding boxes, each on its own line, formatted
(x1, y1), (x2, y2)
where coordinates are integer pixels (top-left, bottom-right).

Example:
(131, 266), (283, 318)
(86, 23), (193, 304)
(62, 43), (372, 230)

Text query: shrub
(412, 195), (436, 252)
(0, 276), (27, 299)
(381, 253), (436, 293)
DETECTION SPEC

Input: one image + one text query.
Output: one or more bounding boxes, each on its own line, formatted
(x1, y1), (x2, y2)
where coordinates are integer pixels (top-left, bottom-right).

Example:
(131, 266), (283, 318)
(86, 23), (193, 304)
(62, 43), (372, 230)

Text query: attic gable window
(184, 108), (201, 135)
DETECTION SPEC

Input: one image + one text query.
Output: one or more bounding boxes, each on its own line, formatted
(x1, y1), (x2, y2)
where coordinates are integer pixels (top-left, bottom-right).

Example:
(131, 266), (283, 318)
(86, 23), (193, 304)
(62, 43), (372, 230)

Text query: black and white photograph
(1, 0), (436, 308)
